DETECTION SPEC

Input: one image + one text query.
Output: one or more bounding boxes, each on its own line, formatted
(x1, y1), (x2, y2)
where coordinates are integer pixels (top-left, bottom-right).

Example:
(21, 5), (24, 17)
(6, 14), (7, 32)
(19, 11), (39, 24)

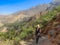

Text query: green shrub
(19, 32), (28, 39)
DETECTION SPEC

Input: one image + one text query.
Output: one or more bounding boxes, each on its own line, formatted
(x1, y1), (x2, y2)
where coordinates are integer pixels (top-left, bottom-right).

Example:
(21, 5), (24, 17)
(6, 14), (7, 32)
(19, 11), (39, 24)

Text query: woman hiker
(35, 24), (42, 44)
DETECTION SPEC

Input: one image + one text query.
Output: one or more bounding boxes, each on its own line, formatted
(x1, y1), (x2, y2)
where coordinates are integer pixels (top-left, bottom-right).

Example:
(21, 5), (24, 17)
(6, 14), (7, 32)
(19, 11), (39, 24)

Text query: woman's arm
(40, 28), (42, 33)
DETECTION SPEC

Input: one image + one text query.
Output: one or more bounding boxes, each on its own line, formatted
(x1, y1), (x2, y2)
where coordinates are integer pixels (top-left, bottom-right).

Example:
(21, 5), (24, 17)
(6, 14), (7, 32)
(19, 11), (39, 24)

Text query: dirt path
(20, 36), (56, 45)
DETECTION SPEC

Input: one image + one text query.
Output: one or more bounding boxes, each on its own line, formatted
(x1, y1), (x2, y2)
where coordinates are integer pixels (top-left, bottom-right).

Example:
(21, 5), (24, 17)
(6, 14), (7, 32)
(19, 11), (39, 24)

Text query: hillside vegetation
(0, 6), (60, 45)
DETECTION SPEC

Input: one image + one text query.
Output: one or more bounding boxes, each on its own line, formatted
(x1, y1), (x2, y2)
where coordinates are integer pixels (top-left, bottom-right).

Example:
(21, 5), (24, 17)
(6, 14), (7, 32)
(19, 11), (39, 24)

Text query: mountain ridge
(0, 0), (60, 27)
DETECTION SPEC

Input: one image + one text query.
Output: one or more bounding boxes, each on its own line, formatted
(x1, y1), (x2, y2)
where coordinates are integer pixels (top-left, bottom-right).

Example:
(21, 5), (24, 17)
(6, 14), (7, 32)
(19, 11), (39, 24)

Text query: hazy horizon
(0, 0), (53, 15)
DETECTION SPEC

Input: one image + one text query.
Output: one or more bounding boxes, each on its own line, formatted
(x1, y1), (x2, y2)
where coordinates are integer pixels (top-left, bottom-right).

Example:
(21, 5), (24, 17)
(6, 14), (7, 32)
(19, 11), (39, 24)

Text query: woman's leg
(36, 36), (39, 44)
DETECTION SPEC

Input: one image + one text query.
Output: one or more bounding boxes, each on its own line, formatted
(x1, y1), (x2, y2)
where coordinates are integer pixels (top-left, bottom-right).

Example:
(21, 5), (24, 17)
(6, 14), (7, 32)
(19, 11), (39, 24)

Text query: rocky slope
(41, 13), (60, 45)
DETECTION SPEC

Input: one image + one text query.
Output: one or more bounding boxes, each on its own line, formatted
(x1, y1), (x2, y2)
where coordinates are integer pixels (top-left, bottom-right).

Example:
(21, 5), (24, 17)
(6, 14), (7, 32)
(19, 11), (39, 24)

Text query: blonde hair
(37, 24), (40, 28)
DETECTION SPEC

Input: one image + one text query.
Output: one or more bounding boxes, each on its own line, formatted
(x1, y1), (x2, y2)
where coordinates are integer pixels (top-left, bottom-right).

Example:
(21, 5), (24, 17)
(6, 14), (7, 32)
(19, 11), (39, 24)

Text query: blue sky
(0, 0), (53, 15)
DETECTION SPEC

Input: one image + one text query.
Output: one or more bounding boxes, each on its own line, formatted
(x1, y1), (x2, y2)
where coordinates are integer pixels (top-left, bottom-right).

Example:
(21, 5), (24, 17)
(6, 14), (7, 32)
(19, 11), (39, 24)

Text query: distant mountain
(12, 0), (60, 16)
(0, 0), (60, 27)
